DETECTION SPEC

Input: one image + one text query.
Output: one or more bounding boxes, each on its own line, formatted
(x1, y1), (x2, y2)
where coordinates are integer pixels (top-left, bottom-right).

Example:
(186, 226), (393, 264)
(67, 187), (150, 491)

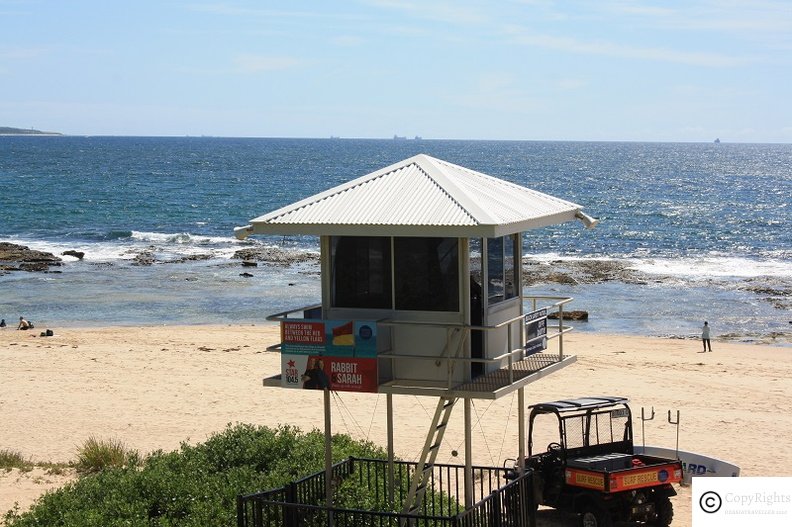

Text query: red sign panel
(326, 357), (378, 392)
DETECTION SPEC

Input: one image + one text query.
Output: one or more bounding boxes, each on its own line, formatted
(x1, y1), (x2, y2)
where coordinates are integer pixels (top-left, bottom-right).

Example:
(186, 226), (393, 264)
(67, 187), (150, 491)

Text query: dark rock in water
(741, 285), (790, 297)
(545, 272), (578, 285)
(62, 250), (85, 259)
(0, 242), (61, 272)
(241, 261), (258, 267)
(164, 254), (213, 264)
(132, 251), (156, 266)
(522, 258), (650, 286)
(0, 242), (58, 262)
(739, 279), (792, 310)
(131, 249), (213, 266)
(548, 310), (589, 321)
(233, 246), (319, 266)
(20, 262), (60, 272)
(240, 272), (254, 277)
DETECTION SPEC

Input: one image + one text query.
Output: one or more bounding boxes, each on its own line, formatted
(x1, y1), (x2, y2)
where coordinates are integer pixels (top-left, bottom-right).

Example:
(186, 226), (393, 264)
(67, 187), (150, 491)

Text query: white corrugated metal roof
(235, 154), (590, 239)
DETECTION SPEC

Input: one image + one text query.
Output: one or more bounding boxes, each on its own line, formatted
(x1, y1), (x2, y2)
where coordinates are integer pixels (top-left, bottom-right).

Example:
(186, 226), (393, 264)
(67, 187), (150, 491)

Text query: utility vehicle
(509, 396), (682, 526)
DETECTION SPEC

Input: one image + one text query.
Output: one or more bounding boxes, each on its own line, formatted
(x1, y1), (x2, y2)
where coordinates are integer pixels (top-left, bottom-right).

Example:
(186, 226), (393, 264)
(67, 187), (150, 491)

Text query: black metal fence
(237, 457), (535, 527)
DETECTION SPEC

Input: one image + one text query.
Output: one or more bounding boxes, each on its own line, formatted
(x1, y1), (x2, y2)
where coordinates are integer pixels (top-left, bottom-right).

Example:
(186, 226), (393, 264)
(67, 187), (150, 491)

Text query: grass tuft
(75, 437), (138, 475)
(0, 449), (28, 470)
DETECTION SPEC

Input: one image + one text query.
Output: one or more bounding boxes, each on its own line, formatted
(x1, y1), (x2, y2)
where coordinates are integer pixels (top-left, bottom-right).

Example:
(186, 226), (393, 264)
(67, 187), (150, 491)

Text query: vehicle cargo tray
(567, 453), (633, 471)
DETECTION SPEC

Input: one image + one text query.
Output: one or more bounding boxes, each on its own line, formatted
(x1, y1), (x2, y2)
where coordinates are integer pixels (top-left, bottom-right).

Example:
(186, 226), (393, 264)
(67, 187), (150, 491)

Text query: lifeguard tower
(234, 154), (598, 527)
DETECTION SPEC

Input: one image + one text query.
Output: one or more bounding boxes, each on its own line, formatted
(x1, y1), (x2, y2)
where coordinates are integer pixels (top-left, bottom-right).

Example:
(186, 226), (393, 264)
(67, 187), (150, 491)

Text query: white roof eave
(234, 208), (581, 240)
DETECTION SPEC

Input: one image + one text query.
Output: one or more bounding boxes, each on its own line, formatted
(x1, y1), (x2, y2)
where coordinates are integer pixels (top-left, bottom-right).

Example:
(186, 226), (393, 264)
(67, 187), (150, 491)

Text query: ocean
(1, 136), (790, 344)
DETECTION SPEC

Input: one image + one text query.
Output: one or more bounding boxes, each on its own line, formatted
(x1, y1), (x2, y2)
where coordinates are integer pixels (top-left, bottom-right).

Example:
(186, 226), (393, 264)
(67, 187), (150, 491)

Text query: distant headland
(0, 126), (62, 136)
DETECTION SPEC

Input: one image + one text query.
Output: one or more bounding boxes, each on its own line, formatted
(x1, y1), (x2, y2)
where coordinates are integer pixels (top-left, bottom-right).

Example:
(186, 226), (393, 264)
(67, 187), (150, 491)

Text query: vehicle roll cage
(527, 396), (633, 458)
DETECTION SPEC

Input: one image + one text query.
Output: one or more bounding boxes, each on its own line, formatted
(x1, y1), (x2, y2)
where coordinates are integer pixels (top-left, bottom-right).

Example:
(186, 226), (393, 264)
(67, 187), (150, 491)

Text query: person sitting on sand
(17, 316), (31, 330)
(0, 318), (6, 328)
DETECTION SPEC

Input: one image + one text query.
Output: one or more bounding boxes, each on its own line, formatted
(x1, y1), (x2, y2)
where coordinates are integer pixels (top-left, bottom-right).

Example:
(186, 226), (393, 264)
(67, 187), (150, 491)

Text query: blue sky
(1, 1), (790, 142)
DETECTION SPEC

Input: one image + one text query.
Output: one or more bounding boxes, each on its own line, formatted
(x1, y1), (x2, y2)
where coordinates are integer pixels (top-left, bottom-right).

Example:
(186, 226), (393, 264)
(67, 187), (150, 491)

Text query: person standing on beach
(702, 321), (712, 352)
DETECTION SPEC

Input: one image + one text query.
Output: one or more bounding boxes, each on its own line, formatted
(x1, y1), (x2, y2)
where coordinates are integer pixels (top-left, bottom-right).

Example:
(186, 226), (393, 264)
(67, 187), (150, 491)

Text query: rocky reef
(0, 242), (62, 273)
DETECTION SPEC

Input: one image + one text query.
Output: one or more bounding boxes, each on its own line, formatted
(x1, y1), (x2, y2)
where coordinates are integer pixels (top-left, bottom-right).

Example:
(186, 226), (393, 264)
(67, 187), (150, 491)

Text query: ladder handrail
(400, 397), (457, 521)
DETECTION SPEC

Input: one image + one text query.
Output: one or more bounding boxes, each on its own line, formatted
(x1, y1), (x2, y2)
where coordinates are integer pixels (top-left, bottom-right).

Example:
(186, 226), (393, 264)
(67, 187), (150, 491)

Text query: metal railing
(263, 295), (575, 392)
(377, 295), (573, 361)
(237, 457), (536, 527)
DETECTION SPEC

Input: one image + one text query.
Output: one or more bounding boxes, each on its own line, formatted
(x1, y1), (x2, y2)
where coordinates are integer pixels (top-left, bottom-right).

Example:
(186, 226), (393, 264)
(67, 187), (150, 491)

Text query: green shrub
(0, 449), (28, 470)
(3, 424), (389, 527)
(75, 437), (139, 475)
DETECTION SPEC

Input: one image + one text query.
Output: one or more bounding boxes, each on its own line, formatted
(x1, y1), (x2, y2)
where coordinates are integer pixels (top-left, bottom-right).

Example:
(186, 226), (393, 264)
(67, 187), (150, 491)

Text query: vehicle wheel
(580, 503), (613, 527)
(652, 496), (674, 526)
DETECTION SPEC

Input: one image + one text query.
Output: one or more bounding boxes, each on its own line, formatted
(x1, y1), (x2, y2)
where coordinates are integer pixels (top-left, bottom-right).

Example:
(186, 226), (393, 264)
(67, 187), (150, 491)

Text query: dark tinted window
(487, 237), (504, 304)
(488, 235), (519, 304)
(504, 234), (516, 300)
(331, 236), (392, 309)
(394, 237), (459, 311)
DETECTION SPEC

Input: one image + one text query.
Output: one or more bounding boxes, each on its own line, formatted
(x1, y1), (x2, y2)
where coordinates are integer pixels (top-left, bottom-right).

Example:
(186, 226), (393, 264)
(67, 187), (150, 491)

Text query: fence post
(527, 471), (537, 527)
(285, 482), (297, 527)
(252, 497), (262, 527)
(236, 495), (245, 527)
(492, 488), (502, 527)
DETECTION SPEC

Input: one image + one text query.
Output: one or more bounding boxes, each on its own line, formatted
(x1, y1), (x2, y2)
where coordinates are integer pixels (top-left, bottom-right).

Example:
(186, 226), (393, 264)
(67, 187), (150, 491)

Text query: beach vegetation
(3, 423), (393, 527)
(75, 436), (139, 475)
(0, 449), (72, 479)
(37, 462), (71, 476)
(0, 450), (28, 471)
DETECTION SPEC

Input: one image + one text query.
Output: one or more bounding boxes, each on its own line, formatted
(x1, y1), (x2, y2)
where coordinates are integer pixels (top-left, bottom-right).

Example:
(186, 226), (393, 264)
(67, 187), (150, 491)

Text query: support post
(324, 388), (334, 526)
(387, 393), (395, 506)
(518, 388), (525, 474)
(557, 303), (564, 361)
(464, 397), (473, 509)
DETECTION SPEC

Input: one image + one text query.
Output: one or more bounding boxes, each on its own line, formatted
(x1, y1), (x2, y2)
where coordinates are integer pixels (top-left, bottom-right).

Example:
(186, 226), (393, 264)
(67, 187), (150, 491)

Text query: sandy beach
(2, 324), (791, 525)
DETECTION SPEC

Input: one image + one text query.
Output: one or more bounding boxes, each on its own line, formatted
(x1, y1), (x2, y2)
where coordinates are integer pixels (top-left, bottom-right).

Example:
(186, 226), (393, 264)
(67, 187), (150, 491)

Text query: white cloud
(187, 3), (369, 22)
(188, 3), (308, 18)
(557, 78), (587, 91)
(591, 0), (792, 49)
(331, 35), (364, 47)
(383, 25), (432, 37)
(0, 47), (46, 60)
(658, 0), (792, 33)
(476, 73), (514, 93)
(232, 54), (302, 73)
(364, 0), (487, 25)
(600, 1), (675, 18)
(506, 28), (752, 67)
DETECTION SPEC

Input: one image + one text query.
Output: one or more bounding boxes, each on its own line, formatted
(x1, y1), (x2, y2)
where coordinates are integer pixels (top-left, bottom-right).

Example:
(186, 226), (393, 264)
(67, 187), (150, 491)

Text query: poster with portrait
(280, 319), (378, 392)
